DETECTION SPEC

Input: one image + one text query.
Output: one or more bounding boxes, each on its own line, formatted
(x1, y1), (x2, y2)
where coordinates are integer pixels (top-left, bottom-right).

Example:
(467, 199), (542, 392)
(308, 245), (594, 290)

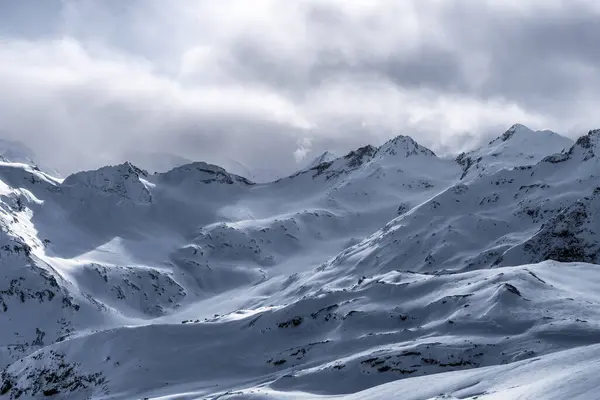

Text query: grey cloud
(225, 1), (600, 112)
(431, 1), (600, 114)
(228, 39), (467, 96)
(1, 1), (600, 178)
(216, 2), (468, 96)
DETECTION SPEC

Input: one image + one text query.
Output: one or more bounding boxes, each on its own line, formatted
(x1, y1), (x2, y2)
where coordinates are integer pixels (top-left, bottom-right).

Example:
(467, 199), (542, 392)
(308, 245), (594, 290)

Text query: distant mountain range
(1, 124), (600, 400)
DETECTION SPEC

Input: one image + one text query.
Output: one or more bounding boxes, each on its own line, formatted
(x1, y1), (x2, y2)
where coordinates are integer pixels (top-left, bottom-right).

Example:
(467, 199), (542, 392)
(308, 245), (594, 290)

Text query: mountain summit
(376, 134), (437, 158)
(456, 123), (573, 180)
(303, 151), (338, 170)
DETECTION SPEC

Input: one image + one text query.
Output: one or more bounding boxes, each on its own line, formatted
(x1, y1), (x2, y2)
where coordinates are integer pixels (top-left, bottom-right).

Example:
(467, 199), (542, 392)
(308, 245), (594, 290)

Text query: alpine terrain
(1, 124), (600, 399)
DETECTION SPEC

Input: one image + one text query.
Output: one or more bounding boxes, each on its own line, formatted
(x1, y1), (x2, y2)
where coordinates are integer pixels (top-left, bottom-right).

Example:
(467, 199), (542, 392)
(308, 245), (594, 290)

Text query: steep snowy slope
(0, 162), (107, 371)
(0, 125), (600, 399)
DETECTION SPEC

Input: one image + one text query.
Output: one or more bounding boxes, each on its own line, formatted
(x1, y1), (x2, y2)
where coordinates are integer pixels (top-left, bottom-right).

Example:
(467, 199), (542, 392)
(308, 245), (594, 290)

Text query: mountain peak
(490, 123), (534, 144)
(490, 124), (572, 147)
(377, 135), (436, 158)
(459, 124), (573, 180)
(304, 137), (437, 181)
(64, 161), (148, 181)
(158, 161), (254, 185)
(168, 161), (226, 174)
(305, 151), (338, 170)
(62, 162), (152, 203)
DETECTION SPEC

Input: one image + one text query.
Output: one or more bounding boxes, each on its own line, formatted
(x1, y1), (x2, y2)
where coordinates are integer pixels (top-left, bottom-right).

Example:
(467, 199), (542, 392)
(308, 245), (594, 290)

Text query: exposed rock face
(500, 188), (600, 265)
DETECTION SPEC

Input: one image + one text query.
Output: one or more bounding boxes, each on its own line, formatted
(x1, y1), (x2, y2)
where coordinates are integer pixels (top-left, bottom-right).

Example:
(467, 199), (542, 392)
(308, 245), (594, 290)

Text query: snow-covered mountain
(1, 125), (600, 399)
(127, 151), (283, 183)
(456, 123), (574, 181)
(302, 151), (338, 171)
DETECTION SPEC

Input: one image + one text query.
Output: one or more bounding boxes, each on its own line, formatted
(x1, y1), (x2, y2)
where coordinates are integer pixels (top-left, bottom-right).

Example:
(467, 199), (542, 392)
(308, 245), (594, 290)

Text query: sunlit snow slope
(1, 124), (600, 400)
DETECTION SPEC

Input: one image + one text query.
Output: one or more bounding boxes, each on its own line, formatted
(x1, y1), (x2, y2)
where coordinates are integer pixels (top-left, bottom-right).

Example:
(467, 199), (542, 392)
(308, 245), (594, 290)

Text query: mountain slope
(321, 128), (600, 279)
(3, 261), (600, 399)
(217, 342), (600, 400)
(0, 125), (599, 399)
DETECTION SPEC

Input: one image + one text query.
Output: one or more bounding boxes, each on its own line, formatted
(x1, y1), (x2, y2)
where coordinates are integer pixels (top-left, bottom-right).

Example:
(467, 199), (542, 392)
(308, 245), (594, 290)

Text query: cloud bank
(1, 0), (599, 176)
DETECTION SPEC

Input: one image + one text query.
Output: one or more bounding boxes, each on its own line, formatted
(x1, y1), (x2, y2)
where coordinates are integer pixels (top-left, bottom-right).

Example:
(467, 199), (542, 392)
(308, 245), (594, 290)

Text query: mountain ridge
(0, 124), (599, 399)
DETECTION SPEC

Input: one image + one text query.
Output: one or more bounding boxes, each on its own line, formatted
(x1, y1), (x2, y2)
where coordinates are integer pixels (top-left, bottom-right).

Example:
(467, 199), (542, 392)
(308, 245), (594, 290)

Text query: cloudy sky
(1, 0), (599, 177)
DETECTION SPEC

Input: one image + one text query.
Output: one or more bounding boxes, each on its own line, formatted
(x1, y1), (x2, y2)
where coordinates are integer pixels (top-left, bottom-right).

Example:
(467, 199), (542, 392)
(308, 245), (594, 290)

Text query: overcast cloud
(1, 0), (599, 176)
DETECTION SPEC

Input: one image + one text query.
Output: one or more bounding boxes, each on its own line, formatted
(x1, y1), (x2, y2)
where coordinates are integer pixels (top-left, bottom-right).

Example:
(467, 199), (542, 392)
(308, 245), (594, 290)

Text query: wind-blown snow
(1, 125), (600, 399)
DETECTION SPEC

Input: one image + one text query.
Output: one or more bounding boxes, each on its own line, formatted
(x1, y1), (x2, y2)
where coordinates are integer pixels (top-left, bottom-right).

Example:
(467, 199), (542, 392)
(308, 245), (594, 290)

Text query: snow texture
(1, 125), (600, 399)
